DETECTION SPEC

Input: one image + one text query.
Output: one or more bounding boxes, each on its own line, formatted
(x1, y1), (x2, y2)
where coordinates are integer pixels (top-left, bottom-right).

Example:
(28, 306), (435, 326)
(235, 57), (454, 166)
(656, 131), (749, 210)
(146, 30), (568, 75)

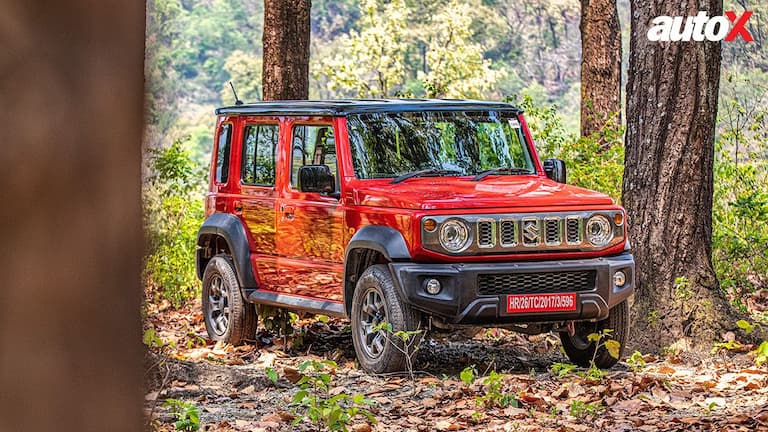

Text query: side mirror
(543, 158), (567, 184)
(298, 165), (336, 195)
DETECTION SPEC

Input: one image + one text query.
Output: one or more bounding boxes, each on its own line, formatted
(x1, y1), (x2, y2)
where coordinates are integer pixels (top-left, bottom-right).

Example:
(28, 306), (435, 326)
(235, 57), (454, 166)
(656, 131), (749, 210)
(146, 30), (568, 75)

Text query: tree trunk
(0, 0), (144, 430)
(624, 0), (734, 352)
(580, 0), (622, 143)
(262, 0), (311, 100)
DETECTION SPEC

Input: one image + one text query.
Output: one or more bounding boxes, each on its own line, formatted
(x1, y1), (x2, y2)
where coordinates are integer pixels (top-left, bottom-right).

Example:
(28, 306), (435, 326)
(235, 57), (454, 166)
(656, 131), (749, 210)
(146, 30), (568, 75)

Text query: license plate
(506, 293), (577, 313)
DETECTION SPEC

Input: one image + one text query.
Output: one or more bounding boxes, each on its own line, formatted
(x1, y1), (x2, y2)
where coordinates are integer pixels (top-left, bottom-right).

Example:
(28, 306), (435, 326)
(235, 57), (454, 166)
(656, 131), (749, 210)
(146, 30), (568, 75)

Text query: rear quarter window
(215, 123), (232, 184)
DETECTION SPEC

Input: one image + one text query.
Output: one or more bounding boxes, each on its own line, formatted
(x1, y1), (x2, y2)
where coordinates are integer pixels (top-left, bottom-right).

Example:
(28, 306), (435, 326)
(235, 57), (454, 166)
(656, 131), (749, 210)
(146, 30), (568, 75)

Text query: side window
(215, 123), (232, 184)
(241, 124), (279, 186)
(290, 125), (337, 190)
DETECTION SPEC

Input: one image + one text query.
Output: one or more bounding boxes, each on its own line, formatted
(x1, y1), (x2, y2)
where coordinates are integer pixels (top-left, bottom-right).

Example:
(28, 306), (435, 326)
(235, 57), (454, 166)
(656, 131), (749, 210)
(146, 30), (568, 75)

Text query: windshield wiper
(471, 167), (534, 181)
(391, 168), (463, 184)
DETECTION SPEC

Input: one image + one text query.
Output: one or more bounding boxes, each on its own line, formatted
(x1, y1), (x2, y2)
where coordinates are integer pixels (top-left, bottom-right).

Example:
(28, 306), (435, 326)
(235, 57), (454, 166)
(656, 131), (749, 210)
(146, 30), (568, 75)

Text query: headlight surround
(439, 219), (470, 252)
(586, 214), (613, 247)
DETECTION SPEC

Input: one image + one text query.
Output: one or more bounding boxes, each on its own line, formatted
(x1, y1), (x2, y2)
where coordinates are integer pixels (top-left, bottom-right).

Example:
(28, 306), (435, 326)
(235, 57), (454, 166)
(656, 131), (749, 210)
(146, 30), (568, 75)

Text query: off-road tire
(559, 300), (629, 368)
(351, 264), (422, 374)
(202, 255), (258, 345)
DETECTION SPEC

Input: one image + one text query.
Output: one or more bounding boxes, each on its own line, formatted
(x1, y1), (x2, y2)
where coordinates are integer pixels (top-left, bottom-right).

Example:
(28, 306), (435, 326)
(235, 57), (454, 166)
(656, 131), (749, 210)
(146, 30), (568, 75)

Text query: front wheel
(202, 255), (258, 345)
(559, 300), (629, 368)
(350, 264), (422, 374)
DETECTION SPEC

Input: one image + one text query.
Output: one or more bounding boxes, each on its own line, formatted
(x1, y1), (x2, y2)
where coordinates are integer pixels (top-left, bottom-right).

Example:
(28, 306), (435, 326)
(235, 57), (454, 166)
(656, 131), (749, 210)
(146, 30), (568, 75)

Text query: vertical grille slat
(566, 217), (581, 244)
(477, 221), (494, 248)
(545, 218), (561, 245)
(500, 220), (517, 247)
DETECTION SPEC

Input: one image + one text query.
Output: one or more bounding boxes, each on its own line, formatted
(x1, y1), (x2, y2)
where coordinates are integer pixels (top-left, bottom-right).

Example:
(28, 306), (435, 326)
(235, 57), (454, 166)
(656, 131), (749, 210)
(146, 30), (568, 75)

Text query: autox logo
(647, 10), (754, 42)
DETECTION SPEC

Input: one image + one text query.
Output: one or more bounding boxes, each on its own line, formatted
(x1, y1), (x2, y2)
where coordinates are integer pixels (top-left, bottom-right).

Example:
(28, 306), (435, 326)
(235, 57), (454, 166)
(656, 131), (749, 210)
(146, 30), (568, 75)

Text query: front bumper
(389, 253), (634, 325)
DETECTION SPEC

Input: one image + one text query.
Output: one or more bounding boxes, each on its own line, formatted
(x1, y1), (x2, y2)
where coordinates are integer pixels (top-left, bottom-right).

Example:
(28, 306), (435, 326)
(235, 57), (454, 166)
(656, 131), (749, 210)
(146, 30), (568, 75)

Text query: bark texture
(624, 0), (734, 352)
(262, 0), (311, 100)
(580, 0), (622, 142)
(0, 1), (144, 430)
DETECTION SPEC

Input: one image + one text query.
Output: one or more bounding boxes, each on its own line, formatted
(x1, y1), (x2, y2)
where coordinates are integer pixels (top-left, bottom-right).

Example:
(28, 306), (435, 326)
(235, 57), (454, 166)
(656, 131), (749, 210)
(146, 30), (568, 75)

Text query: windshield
(347, 111), (536, 180)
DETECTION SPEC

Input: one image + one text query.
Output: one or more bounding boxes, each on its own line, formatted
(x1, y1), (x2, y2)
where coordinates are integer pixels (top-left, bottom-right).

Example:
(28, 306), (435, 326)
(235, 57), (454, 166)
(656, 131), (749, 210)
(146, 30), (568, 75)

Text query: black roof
(215, 99), (523, 116)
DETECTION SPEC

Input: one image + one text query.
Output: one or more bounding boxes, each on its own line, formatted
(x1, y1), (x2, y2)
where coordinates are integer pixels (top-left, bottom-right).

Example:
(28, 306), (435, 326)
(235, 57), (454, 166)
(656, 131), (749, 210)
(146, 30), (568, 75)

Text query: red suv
(196, 99), (634, 373)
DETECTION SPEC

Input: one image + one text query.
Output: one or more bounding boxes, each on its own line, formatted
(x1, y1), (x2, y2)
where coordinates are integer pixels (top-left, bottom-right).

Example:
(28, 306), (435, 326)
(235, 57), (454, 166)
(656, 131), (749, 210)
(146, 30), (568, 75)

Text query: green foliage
(674, 276), (694, 300)
(143, 328), (174, 350)
(714, 72), (768, 305)
(460, 366), (478, 386)
(290, 360), (376, 431)
(627, 351), (646, 373)
(475, 371), (517, 408)
(550, 362), (577, 377)
(512, 94), (625, 201)
(259, 306), (299, 336)
(266, 367), (279, 384)
(315, 0), (503, 99)
(569, 400), (603, 419)
(143, 139), (206, 307)
(754, 341), (768, 367)
(163, 399), (201, 432)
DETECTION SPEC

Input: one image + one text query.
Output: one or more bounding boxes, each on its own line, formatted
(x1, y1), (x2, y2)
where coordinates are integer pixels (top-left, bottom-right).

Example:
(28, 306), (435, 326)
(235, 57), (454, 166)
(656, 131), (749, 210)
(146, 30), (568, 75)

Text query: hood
(353, 176), (614, 210)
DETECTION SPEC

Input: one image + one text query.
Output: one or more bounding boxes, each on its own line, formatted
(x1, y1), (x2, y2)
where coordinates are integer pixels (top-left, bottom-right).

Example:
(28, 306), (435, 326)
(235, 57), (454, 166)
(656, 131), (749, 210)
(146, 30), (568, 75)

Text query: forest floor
(144, 299), (768, 432)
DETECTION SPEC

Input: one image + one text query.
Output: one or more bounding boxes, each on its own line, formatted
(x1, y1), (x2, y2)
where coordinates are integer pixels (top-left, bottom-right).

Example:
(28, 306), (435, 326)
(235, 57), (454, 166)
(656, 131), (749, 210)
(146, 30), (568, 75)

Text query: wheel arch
(196, 213), (257, 289)
(343, 226), (411, 315)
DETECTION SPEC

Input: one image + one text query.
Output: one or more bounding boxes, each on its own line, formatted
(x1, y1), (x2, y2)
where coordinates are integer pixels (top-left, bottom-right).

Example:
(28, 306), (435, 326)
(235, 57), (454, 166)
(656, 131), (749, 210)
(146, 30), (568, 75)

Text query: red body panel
(206, 112), (628, 304)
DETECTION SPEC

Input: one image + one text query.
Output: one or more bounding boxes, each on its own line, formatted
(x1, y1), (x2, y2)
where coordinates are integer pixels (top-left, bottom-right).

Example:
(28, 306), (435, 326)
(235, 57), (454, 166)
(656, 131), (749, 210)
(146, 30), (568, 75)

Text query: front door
(275, 120), (344, 302)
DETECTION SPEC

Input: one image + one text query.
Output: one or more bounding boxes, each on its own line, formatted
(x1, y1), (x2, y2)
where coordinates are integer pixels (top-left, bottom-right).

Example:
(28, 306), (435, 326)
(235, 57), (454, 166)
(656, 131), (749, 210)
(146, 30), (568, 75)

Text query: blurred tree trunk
(262, 0), (311, 100)
(624, 0), (735, 352)
(580, 0), (621, 144)
(0, 1), (144, 431)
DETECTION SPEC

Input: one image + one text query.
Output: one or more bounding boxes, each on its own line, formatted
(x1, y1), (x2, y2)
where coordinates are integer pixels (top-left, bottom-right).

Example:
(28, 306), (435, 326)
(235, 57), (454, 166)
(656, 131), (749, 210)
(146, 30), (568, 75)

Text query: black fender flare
(343, 225), (411, 314)
(196, 213), (257, 289)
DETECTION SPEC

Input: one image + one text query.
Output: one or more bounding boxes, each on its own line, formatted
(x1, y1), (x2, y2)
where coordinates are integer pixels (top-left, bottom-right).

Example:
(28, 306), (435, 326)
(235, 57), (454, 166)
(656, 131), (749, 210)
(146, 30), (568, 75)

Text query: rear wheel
(559, 300), (629, 368)
(202, 255), (258, 345)
(351, 264), (422, 374)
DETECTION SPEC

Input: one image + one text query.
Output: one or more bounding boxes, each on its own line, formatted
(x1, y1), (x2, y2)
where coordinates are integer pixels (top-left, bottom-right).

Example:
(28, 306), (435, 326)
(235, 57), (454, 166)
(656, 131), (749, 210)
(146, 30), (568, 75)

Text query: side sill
(247, 290), (346, 317)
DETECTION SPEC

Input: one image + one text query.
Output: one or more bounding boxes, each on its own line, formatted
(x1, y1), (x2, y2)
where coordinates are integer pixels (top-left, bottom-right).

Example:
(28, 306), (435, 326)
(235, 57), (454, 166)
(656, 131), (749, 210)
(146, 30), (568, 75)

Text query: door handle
(233, 200), (243, 215)
(281, 204), (295, 220)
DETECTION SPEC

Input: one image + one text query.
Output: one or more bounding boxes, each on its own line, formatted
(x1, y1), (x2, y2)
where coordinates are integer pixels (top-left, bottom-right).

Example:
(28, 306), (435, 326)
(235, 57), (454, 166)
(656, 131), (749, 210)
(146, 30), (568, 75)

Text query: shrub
(144, 139), (206, 307)
(510, 94), (624, 202)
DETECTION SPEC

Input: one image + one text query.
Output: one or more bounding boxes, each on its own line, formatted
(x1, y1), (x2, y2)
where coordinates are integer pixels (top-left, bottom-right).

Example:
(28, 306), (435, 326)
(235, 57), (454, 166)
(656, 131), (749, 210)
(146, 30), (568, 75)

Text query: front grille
(477, 270), (596, 295)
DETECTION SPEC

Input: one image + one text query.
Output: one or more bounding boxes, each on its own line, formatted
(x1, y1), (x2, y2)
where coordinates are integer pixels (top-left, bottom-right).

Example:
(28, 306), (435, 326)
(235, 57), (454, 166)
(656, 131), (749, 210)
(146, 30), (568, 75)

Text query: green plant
(373, 322), (423, 390)
(163, 399), (201, 432)
(143, 139), (206, 307)
(569, 400), (603, 419)
(265, 367), (279, 384)
(647, 310), (660, 327)
(627, 350), (646, 373)
(587, 329), (621, 361)
(475, 371), (517, 408)
(550, 362), (577, 377)
(460, 365), (477, 386)
(674, 276), (694, 300)
(290, 359), (376, 431)
(259, 305), (299, 336)
(753, 341), (768, 366)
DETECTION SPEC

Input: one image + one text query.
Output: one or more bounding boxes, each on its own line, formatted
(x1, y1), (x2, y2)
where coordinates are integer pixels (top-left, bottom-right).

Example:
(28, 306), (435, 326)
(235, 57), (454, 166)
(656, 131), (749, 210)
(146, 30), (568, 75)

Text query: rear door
(234, 119), (280, 289)
(274, 119), (345, 302)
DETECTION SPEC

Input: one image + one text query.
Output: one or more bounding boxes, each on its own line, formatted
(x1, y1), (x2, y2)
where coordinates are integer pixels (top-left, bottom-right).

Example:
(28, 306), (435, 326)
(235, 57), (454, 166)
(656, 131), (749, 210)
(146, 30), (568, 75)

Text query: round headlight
(439, 219), (470, 252)
(586, 215), (613, 247)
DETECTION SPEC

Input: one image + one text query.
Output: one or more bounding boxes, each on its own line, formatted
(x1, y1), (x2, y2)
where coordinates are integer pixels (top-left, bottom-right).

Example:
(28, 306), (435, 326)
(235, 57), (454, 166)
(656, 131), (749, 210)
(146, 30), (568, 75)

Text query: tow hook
(566, 321), (575, 336)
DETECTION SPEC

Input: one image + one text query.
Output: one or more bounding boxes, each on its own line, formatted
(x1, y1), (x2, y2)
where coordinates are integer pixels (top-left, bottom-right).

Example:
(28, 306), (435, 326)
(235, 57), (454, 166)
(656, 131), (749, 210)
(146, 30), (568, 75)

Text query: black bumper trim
(388, 253), (634, 325)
